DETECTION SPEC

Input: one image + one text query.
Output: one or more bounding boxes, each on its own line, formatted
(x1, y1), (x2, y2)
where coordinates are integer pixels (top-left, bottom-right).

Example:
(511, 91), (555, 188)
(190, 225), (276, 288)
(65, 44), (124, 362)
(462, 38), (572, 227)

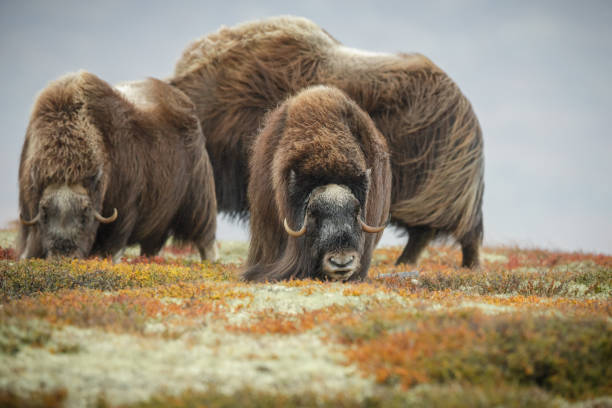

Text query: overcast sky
(1, 1), (610, 254)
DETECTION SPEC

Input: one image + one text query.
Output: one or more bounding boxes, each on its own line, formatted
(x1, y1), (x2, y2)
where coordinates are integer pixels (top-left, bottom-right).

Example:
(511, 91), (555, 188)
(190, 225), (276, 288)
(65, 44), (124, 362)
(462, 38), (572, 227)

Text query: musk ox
(243, 85), (391, 282)
(171, 16), (485, 268)
(18, 71), (218, 261)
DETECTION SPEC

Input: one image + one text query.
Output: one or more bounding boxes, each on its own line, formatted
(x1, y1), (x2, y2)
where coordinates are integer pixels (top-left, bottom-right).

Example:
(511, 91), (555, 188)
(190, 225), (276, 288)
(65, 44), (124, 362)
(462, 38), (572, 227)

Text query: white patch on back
(335, 45), (391, 58)
(114, 82), (155, 110)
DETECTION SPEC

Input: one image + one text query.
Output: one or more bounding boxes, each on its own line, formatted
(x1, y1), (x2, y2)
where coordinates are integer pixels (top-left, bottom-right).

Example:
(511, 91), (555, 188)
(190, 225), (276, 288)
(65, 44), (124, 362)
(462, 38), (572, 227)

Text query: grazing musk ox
(244, 86), (391, 281)
(171, 16), (485, 267)
(18, 71), (218, 261)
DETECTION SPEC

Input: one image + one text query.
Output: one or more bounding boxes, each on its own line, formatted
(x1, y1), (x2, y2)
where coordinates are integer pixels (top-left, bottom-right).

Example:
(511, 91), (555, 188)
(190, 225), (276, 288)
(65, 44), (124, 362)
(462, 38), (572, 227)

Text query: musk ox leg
(461, 240), (480, 268)
(112, 249), (125, 264)
(395, 226), (435, 265)
(459, 218), (483, 268)
(19, 228), (42, 259)
(197, 239), (219, 262)
(140, 235), (169, 258)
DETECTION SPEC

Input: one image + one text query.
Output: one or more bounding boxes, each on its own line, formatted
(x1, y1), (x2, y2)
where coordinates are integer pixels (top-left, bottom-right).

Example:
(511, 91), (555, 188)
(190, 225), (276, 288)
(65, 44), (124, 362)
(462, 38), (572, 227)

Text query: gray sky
(1, 1), (611, 254)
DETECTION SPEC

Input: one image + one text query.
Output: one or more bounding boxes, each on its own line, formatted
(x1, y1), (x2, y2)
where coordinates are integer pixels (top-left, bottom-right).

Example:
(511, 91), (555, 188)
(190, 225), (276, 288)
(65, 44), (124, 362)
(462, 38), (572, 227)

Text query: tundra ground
(0, 228), (610, 407)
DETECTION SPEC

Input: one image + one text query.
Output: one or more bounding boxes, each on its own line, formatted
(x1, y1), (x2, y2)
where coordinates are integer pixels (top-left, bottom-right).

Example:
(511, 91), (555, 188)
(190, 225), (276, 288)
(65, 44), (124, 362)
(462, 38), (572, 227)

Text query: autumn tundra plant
(243, 86), (391, 281)
(171, 16), (484, 267)
(18, 71), (217, 261)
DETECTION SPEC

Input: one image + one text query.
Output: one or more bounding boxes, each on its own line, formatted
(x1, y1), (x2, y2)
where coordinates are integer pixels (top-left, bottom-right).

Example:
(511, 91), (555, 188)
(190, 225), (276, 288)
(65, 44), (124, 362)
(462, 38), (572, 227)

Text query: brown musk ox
(18, 71), (218, 261)
(171, 16), (485, 268)
(243, 85), (391, 282)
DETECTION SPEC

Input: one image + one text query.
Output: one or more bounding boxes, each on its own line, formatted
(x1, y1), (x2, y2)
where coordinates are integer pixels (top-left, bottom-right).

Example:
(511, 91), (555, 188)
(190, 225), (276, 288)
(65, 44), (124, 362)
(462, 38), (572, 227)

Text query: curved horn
(94, 208), (118, 224)
(359, 215), (390, 234)
(20, 213), (40, 226)
(283, 216), (306, 237)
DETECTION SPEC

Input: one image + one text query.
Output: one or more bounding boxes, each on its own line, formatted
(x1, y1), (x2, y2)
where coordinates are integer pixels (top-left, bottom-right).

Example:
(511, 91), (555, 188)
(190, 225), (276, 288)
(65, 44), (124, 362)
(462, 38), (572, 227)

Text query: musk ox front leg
(140, 233), (170, 258)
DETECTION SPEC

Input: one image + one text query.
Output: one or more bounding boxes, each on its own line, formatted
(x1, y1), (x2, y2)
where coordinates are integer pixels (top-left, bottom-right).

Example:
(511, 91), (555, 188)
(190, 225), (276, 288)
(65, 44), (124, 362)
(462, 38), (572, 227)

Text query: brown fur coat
(18, 71), (217, 259)
(245, 85), (391, 281)
(171, 16), (484, 267)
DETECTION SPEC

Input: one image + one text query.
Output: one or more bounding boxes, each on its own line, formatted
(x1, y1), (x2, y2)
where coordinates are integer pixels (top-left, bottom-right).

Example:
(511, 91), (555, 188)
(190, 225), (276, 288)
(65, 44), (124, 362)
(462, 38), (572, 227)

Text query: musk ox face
(21, 184), (117, 259)
(285, 180), (386, 281)
(306, 184), (362, 280)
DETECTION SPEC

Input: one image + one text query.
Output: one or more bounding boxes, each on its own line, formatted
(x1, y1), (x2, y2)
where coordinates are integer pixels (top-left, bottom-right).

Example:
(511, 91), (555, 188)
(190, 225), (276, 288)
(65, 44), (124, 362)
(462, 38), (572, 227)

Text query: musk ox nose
(322, 250), (360, 280)
(328, 254), (355, 268)
(53, 238), (76, 254)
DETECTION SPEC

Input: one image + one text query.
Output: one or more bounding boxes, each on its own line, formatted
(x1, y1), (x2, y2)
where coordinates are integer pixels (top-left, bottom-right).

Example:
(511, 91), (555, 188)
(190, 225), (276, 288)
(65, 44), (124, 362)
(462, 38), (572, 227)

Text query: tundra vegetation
(0, 227), (610, 408)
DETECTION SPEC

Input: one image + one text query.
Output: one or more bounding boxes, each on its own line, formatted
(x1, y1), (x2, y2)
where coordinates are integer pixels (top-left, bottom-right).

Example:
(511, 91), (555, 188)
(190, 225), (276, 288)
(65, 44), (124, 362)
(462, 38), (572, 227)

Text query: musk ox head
(20, 183), (117, 259)
(284, 171), (387, 281)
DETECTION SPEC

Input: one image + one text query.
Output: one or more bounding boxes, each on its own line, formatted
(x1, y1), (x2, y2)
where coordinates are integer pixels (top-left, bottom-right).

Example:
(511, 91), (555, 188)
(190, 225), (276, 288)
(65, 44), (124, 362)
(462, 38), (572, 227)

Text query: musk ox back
(243, 85), (391, 282)
(171, 16), (484, 268)
(18, 71), (217, 261)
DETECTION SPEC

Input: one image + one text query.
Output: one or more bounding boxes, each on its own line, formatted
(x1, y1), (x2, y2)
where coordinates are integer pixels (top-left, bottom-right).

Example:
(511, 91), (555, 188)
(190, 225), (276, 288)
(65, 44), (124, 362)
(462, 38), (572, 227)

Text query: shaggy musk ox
(18, 71), (218, 261)
(243, 86), (391, 281)
(171, 16), (485, 267)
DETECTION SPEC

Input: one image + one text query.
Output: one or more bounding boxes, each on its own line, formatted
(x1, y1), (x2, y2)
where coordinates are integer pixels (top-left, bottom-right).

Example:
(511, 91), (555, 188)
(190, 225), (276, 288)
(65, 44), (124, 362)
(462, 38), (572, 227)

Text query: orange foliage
(0, 246), (16, 260)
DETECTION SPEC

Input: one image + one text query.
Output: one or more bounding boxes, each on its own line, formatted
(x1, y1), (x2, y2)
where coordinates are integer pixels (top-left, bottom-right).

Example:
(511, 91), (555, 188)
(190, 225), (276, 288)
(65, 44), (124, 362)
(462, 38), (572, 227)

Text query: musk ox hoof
(200, 241), (219, 262)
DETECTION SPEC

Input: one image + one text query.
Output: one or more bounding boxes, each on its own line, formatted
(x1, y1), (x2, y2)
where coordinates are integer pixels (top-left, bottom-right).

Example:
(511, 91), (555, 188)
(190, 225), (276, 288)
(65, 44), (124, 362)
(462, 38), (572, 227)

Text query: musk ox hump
(25, 71), (106, 188)
(174, 16), (338, 77)
(114, 78), (198, 129)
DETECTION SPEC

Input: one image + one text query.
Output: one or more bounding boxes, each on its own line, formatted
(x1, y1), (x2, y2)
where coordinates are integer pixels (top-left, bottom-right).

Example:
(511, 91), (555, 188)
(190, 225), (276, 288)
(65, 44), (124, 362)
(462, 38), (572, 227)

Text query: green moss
(1, 290), (152, 333)
(0, 258), (225, 300)
(473, 316), (612, 400)
(572, 265), (612, 295)
(414, 266), (611, 297)
(337, 317), (401, 343)
(344, 312), (612, 400)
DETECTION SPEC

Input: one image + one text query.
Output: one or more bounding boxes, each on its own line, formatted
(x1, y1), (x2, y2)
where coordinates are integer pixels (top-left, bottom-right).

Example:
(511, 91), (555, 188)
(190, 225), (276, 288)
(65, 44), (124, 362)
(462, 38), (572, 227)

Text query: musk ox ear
(288, 169), (311, 207)
(288, 170), (298, 197)
(287, 169), (305, 212)
(286, 169), (311, 224)
(29, 167), (38, 192)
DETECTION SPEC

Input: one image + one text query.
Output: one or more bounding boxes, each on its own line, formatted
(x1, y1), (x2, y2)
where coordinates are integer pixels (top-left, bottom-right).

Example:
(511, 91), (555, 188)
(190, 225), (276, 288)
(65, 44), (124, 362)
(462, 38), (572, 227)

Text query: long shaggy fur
(171, 16), (484, 267)
(244, 85), (391, 281)
(18, 71), (217, 259)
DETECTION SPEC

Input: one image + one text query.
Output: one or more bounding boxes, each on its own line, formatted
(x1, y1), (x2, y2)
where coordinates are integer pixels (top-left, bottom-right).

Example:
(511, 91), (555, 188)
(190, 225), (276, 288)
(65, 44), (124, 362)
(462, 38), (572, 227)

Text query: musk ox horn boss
(171, 16), (485, 268)
(243, 85), (391, 282)
(18, 71), (218, 261)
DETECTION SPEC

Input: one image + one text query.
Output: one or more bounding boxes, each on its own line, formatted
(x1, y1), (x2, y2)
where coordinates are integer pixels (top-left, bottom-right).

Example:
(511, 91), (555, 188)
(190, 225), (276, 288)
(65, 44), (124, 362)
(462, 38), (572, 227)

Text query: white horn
(283, 216), (306, 237)
(94, 208), (118, 224)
